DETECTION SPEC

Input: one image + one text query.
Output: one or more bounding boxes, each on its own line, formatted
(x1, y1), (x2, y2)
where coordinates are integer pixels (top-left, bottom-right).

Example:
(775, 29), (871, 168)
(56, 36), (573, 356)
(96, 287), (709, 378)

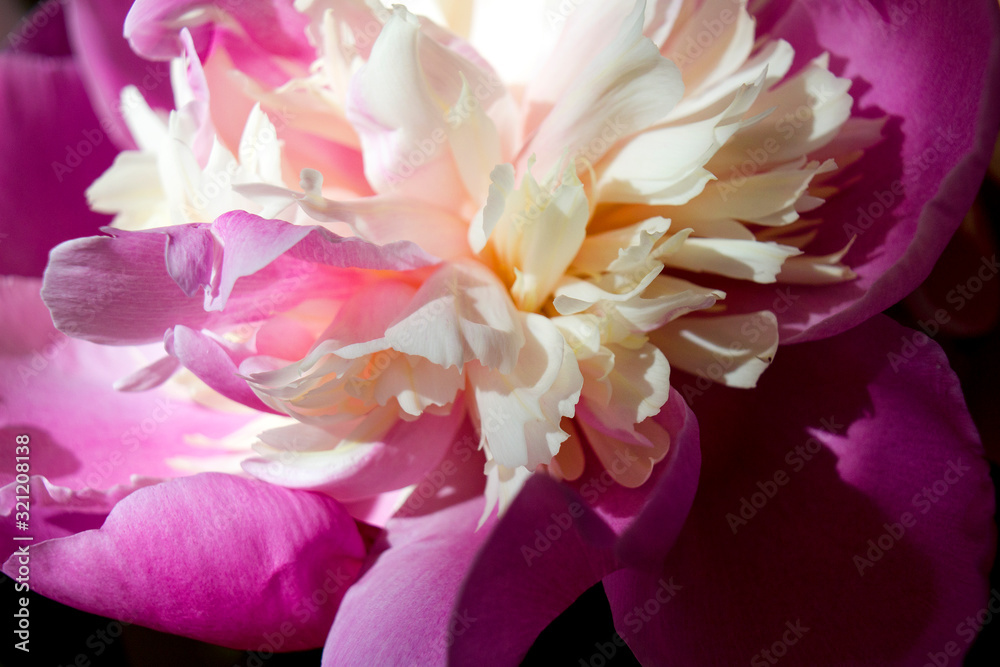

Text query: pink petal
(1, 277), (253, 490)
(323, 496), (489, 665)
(3, 473), (366, 650)
(448, 474), (622, 664)
(0, 52), (117, 276)
(606, 315), (994, 664)
(164, 325), (278, 412)
(5, 0), (71, 56)
(41, 214), (437, 345)
(124, 0), (312, 66)
(0, 476), (158, 563)
(322, 427), (489, 664)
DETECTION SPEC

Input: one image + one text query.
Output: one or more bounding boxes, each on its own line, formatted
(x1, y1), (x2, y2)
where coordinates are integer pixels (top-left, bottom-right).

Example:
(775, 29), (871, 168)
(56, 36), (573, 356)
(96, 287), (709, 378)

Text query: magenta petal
(0, 476), (158, 563)
(322, 496), (489, 666)
(606, 315), (995, 664)
(3, 473), (366, 650)
(64, 0), (173, 148)
(736, 0), (1000, 342)
(1, 277), (253, 490)
(0, 52), (118, 277)
(582, 390), (702, 569)
(125, 0), (312, 64)
(449, 475), (622, 665)
(6, 0), (71, 56)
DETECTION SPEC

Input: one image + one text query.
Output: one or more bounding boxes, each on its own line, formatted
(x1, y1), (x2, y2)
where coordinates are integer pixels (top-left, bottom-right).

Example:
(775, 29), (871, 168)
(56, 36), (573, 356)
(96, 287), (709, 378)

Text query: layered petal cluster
(3, 0), (998, 663)
(44, 0), (892, 518)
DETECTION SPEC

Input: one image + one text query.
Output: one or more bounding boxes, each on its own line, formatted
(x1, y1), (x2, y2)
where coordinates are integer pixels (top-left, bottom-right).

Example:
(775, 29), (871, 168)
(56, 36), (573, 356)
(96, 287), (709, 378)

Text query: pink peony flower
(2, 0), (998, 664)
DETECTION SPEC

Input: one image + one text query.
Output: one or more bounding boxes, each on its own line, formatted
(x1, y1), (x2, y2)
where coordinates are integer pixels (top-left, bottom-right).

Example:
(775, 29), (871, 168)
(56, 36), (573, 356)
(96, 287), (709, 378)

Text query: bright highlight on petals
(59, 0), (881, 520)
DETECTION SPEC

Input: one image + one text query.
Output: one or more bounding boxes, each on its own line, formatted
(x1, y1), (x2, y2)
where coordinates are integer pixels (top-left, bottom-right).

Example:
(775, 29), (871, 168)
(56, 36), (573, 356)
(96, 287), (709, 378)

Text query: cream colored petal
(383, 260), (526, 373)
(523, 1), (685, 179)
(651, 310), (779, 388)
(660, 237), (801, 283)
(468, 312), (583, 470)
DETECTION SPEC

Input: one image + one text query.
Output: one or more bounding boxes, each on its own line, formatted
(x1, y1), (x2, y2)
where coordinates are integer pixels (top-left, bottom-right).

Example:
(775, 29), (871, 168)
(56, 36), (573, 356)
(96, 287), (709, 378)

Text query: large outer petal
(2, 473), (366, 650)
(322, 426), (489, 665)
(0, 52), (118, 277)
(323, 392), (701, 665)
(65, 0), (174, 148)
(733, 0), (1000, 342)
(606, 314), (995, 664)
(1, 277), (252, 491)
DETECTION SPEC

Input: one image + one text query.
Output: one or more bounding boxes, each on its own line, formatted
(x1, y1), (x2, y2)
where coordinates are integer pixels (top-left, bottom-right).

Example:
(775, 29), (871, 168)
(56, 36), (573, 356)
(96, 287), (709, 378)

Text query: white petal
(468, 312), (583, 470)
(523, 0), (685, 178)
(382, 260), (526, 373)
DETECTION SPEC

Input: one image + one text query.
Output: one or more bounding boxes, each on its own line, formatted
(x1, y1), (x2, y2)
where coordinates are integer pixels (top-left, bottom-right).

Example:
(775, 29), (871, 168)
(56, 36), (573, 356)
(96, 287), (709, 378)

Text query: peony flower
(2, 0), (998, 664)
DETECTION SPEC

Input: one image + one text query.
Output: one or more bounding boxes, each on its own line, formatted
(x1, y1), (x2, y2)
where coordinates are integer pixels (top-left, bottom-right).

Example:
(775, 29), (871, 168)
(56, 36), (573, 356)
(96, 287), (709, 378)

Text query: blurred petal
(0, 53), (117, 276)
(65, 0), (174, 148)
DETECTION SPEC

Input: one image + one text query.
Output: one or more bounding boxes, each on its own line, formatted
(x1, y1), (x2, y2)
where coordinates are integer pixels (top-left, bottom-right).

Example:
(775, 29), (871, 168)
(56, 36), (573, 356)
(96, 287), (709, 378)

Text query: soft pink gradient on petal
(1, 277), (253, 490)
(125, 0), (312, 65)
(2, 473), (366, 650)
(322, 424), (487, 665)
(40, 215), (437, 345)
(449, 474), (621, 665)
(606, 314), (995, 664)
(164, 325), (278, 412)
(323, 497), (489, 665)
